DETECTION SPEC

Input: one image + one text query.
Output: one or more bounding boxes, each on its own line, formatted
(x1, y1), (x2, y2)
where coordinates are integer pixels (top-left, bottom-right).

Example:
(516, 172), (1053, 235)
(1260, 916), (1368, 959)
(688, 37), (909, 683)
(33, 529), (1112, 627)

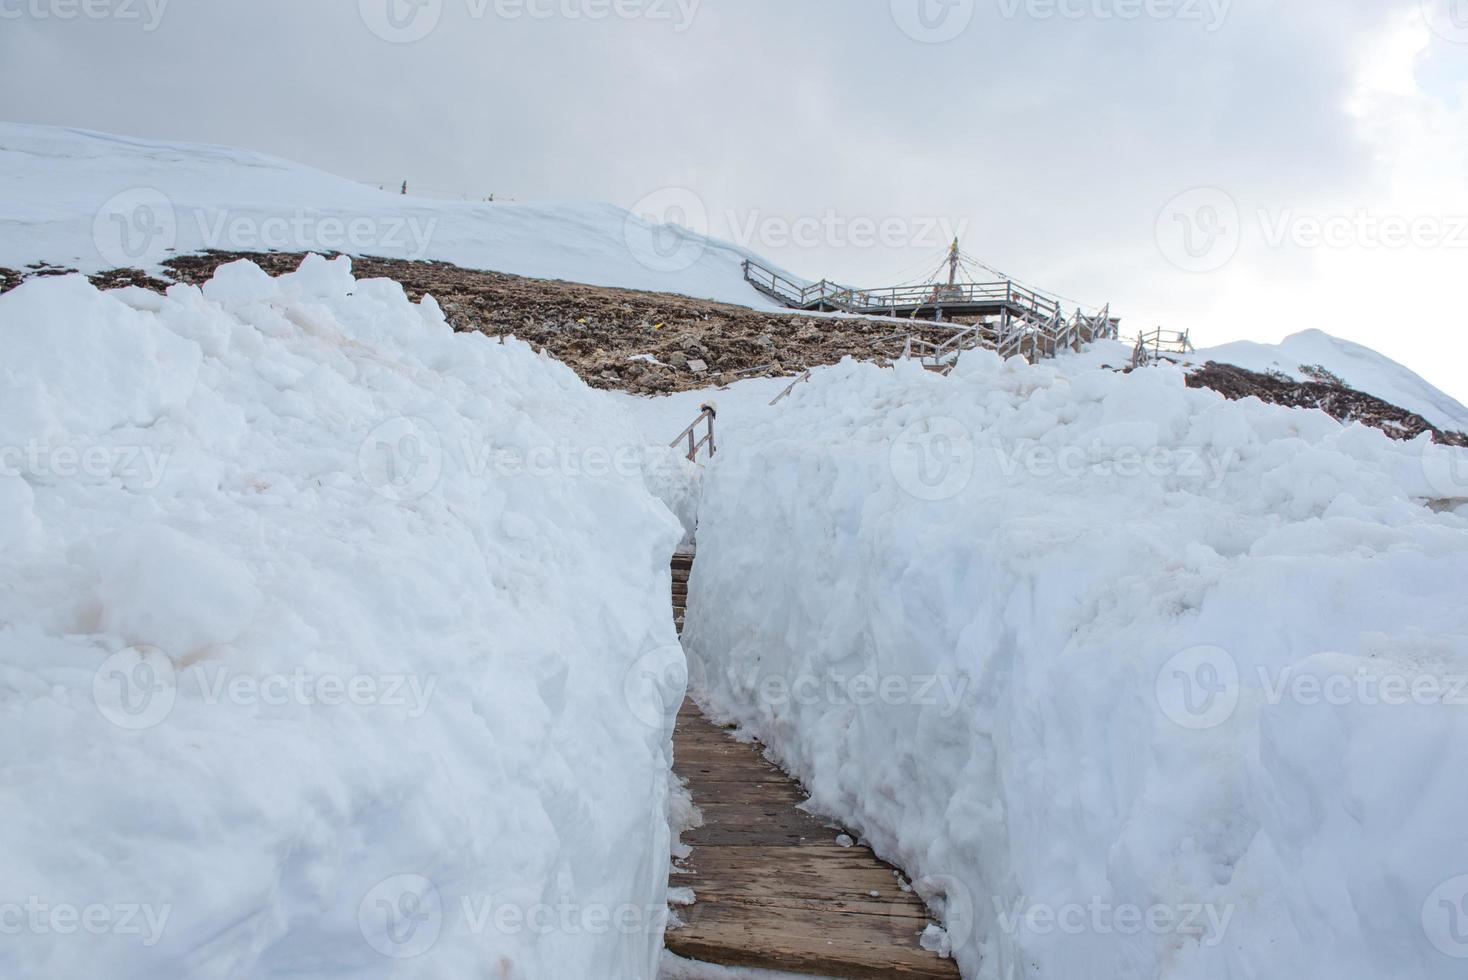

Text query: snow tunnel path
(665, 555), (960, 978)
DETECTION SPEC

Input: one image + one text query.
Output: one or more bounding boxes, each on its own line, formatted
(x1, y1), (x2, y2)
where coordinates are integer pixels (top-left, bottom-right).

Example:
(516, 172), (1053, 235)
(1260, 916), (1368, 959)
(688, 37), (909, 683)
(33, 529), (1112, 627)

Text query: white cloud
(0, 0), (1463, 405)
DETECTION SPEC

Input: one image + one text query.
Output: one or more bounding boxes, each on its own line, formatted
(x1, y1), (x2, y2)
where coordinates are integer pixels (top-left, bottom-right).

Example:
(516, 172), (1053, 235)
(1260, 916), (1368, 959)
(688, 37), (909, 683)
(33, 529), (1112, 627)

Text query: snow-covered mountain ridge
(2, 121), (1465, 433)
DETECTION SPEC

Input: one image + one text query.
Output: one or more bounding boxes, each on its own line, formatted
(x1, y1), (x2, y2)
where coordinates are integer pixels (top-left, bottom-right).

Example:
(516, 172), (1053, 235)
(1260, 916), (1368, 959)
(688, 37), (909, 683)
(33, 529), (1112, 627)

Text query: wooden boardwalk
(666, 698), (960, 977)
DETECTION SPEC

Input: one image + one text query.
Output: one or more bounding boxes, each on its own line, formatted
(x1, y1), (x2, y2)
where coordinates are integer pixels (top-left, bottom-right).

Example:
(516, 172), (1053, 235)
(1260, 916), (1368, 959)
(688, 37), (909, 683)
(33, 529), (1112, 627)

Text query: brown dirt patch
(156, 250), (954, 395)
(1186, 361), (1468, 446)
(5, 249), (1463, 446)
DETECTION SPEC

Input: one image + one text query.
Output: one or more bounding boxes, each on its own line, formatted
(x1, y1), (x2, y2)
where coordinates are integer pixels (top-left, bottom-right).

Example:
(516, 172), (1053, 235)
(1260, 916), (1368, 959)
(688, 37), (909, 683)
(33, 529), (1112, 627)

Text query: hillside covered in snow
(3, 122), (1466, 436)
(0, 121), (786, 309)
(1187, 330), (1468, 434)
(3, 120), (1468, 980)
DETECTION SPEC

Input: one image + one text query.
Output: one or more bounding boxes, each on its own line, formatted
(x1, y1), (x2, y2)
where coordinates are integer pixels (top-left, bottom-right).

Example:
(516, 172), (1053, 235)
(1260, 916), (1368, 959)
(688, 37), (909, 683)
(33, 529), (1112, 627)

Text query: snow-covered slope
(6, 122), (1465, 439)
(685, 352), (1468, 980)
(0, 122), (785, 308)
(1186, 329), (1468, 433)
(0, 256), (686, 978)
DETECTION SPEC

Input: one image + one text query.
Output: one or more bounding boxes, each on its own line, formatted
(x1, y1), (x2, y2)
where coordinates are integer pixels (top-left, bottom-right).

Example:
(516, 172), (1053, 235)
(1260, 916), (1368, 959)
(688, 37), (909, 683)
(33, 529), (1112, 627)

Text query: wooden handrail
(742, 258), (1122, 368)
(670, 405), (717, 462)
(770, 371), (812, 406)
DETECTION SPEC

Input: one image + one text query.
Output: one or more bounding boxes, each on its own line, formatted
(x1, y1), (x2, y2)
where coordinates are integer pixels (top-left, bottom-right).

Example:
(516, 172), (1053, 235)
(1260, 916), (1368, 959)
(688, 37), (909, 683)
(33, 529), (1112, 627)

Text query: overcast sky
(2, 0), (1466, 402)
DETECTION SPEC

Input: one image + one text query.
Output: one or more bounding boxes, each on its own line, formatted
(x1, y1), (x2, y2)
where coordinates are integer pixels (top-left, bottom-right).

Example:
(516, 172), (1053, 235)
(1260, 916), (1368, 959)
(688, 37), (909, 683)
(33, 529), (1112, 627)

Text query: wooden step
(669, 703), (960, 978)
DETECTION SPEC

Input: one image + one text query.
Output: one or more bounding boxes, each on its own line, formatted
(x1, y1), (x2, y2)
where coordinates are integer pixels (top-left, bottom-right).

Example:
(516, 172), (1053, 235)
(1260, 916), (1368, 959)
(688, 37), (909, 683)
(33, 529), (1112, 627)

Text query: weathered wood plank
(668, 699), (960, 978)
(671, 899), (954, 978)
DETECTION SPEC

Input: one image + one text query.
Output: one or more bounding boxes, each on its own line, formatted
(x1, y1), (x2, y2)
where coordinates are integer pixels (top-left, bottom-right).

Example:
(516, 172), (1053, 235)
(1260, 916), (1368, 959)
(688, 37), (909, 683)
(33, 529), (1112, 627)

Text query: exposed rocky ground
(1186, 361), (1468, 447)
(1, 261), (79, 294)
(3, 251), (1463, 444)
(162, 251), (942, 395)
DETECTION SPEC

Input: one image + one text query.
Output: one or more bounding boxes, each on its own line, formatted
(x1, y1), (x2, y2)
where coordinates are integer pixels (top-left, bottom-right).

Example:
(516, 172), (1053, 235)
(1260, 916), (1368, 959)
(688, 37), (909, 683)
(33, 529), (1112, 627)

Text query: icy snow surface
(0, 256), (688, 978)
(684, 350), (1468, 980)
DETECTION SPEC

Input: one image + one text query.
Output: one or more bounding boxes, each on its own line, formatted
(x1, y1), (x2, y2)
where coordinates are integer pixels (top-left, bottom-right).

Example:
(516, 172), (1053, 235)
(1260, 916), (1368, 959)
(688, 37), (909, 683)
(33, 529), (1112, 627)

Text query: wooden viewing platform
(740, 241), (1121, 364)
(744, 258), (1064, 323)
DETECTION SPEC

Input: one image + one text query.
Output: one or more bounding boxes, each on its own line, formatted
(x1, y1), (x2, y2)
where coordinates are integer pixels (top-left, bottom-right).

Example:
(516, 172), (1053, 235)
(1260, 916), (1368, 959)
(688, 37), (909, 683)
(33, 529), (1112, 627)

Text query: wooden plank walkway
(666, 699), (960, 978)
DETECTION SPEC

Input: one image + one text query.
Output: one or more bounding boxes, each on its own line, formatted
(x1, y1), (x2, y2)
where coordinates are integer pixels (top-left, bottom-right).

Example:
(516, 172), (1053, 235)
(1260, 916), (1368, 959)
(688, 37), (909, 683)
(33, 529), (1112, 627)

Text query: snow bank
(0, 257), (686, 978)
(0, 122), (789, 308)
(684, 352), (1468, 979)
(1186, 328), (1468, 433)
(659, 952), (838, 978)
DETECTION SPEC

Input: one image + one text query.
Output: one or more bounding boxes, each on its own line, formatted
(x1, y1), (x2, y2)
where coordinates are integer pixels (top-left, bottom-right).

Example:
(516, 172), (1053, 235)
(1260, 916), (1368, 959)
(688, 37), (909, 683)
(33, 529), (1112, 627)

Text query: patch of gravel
(159, 250), (953, 395)
(1186, 361), (1468, 446)
(0, 263), (169, 295)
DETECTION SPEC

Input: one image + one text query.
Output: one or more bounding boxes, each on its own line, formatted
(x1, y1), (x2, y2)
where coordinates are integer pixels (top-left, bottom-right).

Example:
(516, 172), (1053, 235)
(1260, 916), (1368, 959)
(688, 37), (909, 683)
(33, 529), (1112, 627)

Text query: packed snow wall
(684, 352), (1468, 980)
(0, 257), (686, 979)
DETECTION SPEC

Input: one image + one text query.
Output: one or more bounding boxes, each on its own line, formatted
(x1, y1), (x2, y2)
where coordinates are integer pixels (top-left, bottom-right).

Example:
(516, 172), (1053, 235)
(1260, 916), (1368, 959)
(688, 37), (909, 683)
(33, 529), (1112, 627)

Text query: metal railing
(671, 405), (717, 462)
(769, 371), (812, 406)
(742, 256), (1130, 380)
(742, 261), (852, 310)
(743, 258), (1064, 321)
(844, 280), (1061, 320)
(991, 303), (1119, 362)
(1131, 328), (1193, 368)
